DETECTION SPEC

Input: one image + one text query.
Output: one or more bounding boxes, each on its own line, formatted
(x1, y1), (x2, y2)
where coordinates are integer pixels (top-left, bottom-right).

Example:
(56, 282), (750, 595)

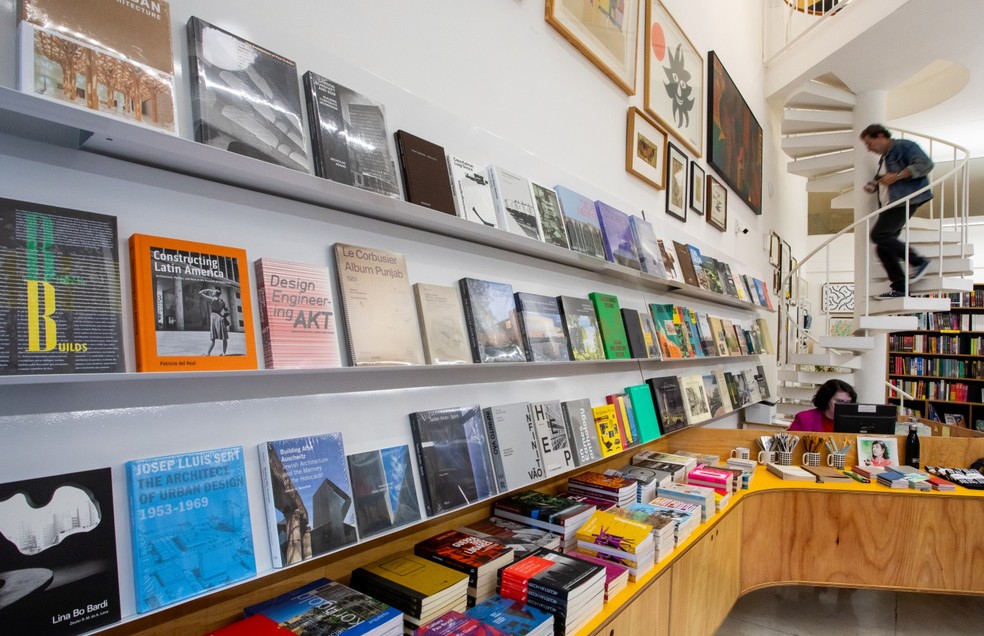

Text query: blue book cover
(258, 433), (358, 567)
(595, 201), (641, 271)
(466, 594), (554, 635)
(125, 446), (255, 613)
(347, 445), (421, 540)
(628, 215), (668, 278)
(687, 245), (710, 290)
(554, 186), (606, 260)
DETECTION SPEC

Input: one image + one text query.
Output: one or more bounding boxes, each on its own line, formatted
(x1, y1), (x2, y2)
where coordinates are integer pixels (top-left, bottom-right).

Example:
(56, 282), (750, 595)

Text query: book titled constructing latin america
(413, 283), (471, 365)
(395, 130), (457, 215)
(347, 445), (421, 540)
(514, 292), (571, 362)
(459, 278), (525, 363)
(489, 165), (542, 241)
(0, 198), (124, 375)
(447, 156), (499, 228)
(483, 402), (544, 492)
(129, 234), (258, 372)
(554, 186), (605, 260)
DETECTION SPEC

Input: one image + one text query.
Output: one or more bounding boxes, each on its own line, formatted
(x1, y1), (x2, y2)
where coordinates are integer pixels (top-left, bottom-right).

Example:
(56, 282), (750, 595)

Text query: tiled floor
(715, 586), (984, 635)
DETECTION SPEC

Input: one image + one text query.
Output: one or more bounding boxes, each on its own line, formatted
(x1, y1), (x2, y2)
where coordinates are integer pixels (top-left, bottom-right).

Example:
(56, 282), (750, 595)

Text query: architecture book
(658, 239), (681, 281)
(680, 374), (712, 424)
(0, 197), (124, 375)
(489, 165), (542, 240)
(187, 17), (309, 173)
(514, 292), (571, 362)
(258, 432), (358, 568)
(588, 292), (630, 359)
(304, 71), (401, 198)
(530, 183), (570, 249)
(648, 376), (688, 434)
(592, 404), (624, 457)
(129, 234), (258, 371)
(447, 156), (499, 228)
(595, 201), (641, 271)
(528, 400), (576, 477)
(459, 517), (562, 560)
(333, 243), (424, 366)
(255, 258), (340, 369)
(625, 384), (661, 443)
(395, 130), (456, 215)
(125, 446), (255, 612)
(0, 467), (120, 635)
(483, 402), (544, 491)
(347, 445), (421, 540)
(459, 278), (526, 363)
(702, 373), (728, 417)
(413, 283), (471, 365)
(18, 0), (177, 133)
(561, 398), (603, 466)
(554, 186), (606, 260)
(628, 215), (667, 278)
(672, 241), (699, 287)
(557, 296), (605, 361)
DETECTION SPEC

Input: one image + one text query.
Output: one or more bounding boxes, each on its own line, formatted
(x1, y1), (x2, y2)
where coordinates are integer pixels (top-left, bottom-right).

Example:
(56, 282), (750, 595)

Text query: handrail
(764, 0), (855, 64)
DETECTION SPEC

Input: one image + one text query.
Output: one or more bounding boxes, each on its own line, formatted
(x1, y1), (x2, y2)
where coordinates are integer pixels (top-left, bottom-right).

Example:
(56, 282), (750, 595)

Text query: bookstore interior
(1, 2), (983, 636)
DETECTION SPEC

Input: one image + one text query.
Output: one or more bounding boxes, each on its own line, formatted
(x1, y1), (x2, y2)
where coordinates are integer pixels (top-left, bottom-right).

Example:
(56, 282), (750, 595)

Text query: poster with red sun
(644, 1), (703, 157)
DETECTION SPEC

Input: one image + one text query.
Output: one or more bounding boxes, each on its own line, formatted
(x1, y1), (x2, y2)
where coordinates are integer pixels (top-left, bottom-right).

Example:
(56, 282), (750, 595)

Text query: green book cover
(649, 303), (683, 358)
(589, 292), (629, 359)
(625, 384), (661, 443)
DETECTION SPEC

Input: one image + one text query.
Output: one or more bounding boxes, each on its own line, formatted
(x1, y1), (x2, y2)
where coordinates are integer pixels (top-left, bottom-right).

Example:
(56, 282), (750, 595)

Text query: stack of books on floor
(575, 510), (654, 581)
(610, 504), (676, 563)
(645, 497), (701, 545)
(656, 482), (716, 522)
(415, 529), (515, 605)
(493, 490), (596, 553)
(566, 471), (638, 508)
(498, 548), (606, 636)
(604, 464), (670, 502)
(631, 451), (697, 482)
(459, 517), (562, 561)
(568, 552), (629, 602)
(465, 594), (555, 635)
(350, 552), (469, 634)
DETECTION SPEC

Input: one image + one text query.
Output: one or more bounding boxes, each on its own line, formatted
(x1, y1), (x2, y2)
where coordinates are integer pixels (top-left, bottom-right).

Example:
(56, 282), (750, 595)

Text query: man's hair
(860, 124), (891, 139)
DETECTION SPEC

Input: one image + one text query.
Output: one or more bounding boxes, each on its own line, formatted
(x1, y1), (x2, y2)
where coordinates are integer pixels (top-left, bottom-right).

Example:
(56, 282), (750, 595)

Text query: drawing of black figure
(199, 286), (229, 355)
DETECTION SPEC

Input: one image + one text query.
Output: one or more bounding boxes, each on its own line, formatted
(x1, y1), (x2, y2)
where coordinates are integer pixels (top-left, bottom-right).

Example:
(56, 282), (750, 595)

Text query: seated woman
(788, 379), (857, 433)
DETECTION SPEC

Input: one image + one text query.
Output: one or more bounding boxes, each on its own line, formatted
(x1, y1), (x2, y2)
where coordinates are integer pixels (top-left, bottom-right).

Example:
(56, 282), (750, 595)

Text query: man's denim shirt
(881, 138), (934, 207)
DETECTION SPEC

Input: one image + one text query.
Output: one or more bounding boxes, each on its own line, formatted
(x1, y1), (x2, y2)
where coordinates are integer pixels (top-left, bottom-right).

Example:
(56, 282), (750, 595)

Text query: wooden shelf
(888, 351), (980, 358)
(888, 374), (984, 381)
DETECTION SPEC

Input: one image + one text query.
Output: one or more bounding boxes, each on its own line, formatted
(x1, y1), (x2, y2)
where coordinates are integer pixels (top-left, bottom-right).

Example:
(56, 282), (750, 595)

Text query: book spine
(332, 246), (358, 366)
(255, 443), (283, 568)
(409, 417), (436, 516)
(483, 407), (509, 494)
(129, 236), (147, 371)
(457, 279), (483, 364)
(446, 156), (464, 217)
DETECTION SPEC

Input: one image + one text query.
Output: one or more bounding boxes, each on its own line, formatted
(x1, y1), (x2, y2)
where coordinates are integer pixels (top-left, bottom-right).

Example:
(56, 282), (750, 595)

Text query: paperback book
(395, 130), (456, 215)
(483, 402), (545, 492)
(672, 241), (699, 287)
(459, 517), (562, 561)
(459, 278), (526, 363)
(592, 404), (624, 457)
(628, 215), (667, 278)
(530, 183), (570, 249)
(413, 283), (471, 365)
(649, 304), (683, 359)
(648, 376), (688, 434)
(621, 308), (649, 358)
(350, 551), (469, 618)
(417, 611), (507, 636)
(595, 202), (641, 270)
(658, 239), (681, 281)
(528, 400), (576, 477)
(492, 491), (595, 535)
(556, 296), (605, 361)
(701, 373), (728, 417)
(414, 529), (514, 590)
(466, 594), (554, 636)
(447, 156), (499, 228)
(588, 292), (630, 359)
(679, 374), (712, 425)
(554, 186), (605, 260)
(489, 166), (542, 240)
(514, 292), (571, 362)
(687, 246), (710, 290)
(561, 398), (603, 466)
(347, 445), (421, 540)
(625, 384), (661, 443)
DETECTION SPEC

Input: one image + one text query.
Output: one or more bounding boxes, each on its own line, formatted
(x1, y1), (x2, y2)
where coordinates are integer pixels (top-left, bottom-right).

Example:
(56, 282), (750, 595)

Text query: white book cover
(679, 374), (712, 424)
(628, 215), (667, 278)
(488, 165), (542, 241)
(413, 282), (471, 365)
(483, 402), (544, 492)
(447, 155), (498, 228)
(528, 400), (576, 477)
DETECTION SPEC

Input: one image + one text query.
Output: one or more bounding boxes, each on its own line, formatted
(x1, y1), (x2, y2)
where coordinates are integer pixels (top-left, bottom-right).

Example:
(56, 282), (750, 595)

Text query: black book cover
(458, 278), (525, 364)
(620, 308), (649, 358)
(647, 376), (688, 434)
(515, 292), (571, 362)
(520, 548), (604, 599)
(395, 130), (456, 214)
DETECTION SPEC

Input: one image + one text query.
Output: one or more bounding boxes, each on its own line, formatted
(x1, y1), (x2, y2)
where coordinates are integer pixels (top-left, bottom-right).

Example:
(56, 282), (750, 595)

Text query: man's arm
(898, 139), (934, 179)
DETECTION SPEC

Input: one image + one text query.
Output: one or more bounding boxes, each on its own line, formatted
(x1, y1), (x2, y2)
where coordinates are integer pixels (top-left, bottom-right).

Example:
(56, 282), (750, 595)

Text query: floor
(715, 586), (984, 635)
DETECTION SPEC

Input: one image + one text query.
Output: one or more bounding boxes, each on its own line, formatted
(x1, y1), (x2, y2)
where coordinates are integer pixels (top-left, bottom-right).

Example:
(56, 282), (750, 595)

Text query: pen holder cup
(827, 453), (847, 470)
(776, 451), (793, 466)
(802, 452), (821, 467)
(757, 450), (776, 465)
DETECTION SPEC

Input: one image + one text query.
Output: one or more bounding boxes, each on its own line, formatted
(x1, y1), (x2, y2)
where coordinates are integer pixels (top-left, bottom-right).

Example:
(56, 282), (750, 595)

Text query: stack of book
(415, 610), (506, 635)
(575, 510), (655, 581)
(632, 450), (697, 482)
(610, 505), (676, 563)
(714, 490), (731, 510)
(875, 468), (911, 489)
(497, 548), (606, 636)
(350, 552), (469, 633)
(884, 465), (932, 491)
(627, 500), (699, 548)
(851, 465), (885, 481)
(493, 491), (596, 553)
(554, 489), (616, 511)
(415, 529), (516, 605)
(568, 552), (629, 602)
(459, 517), (562, 561)
(686, 465), (734, 495)
(927, 475), (956, 491)
(765, 463), (816, 482)
(466, 594), (555, 636)
(656, 482), (716, 522)
(604, 464), (670, 502)
(567, 471), (638, 509)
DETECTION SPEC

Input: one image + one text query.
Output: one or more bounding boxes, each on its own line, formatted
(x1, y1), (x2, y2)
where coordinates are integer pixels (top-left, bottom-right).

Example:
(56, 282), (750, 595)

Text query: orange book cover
(130, 233), (257, 371)
(605, 394), (632, 448)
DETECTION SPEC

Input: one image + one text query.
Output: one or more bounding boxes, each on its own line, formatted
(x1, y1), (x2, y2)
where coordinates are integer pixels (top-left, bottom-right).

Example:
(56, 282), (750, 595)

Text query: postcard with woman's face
(857, 436), (900, 468)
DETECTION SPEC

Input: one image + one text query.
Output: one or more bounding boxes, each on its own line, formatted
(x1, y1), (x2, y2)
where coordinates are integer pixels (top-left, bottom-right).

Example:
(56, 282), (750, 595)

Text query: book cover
(595, 202), (641, 271)
(447, 156), (498, 228)
(707, 316), (730, 357)
(554, 186), (605, 260)
(556, 296), (604, 361)
(352, 551), (469, 602)
(701, 373), (727, 417)
(413, 283), (471, 365)
(625, 384), (661, 443)
(417, 611), (507, 636)
(620, 308), (649, 358)
(576, 511), (653, 555)
(488, 166), (541, 240)
(647, 377), (688, 434)
(730, 268), (749, 302)
(483, 402), (544, 492)
(506, 548), (604, 599)
(459, 517), (561, 560)
(415, 530), (513, 580)
(459, 278), (525, 364)
(605, 394), (635, 448)
(756, 318), (775, 354)
(528, 400), (576, 477)
(672, 306), (697, 358)
(657, 239), (681, 281)
(187, 17), (308, 173)
(649, 304), (682, 359)
(347, 445), (421, 540)
(588, 292), (630, 360)
(718, 261), (740, 298)
(255, 258), (340, 369)
(592, 404), (624, 457)
(672, 241), (699, 287)
(681, 308), (704, 358)
(755, 365), (772, 400)
(514, 292), (571, 362)
(395, 131), (456, 214)
(701, 255), (724, 295)
(0, 468), (120, 635)
(18, 0), (176, 134)
(638, 310), (663, 359)
(628, 215), (667, 278)
(129, 233), (257, 371)
(410, 406), (498, 515)
(0, 198), (124, 375)
(492, 491), (594, 528)
(679, 374), (712, 424)
(333, 243), (424, 366)
(529, 183), (569, 249)
(687, 246), (710, 290)
(561, 398), (603, 466)
(694, 312), (716, 357)
(719, 318), (742, 356)
(466, 594), (554, 635)
(713, 370), (735, 412)
(125, 447), (255, 613)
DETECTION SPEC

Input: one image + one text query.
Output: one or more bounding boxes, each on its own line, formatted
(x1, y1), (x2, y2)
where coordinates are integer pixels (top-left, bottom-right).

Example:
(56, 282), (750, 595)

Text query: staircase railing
(764, 0), (854, 64)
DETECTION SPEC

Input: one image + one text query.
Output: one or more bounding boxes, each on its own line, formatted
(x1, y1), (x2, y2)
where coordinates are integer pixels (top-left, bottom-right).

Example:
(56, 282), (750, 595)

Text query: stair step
(917, 243), (973, 258)
(907, 216), (958, 230)
(870, 257), (974, 280)
(785, 80), (857, 110)
(787, 353), (863, 369)
(781, 108), (853, 134)
(906, 229), (964, 243)
(862, 296), (950, 314)
(869, 276), (974, 295)
(778, 369), (855, 384)
(856, 314), (920, 331)
(781, 131), (855, 159)
(787, 149), (854, 178)
(818, 336), (875, 351)
(806, 169), (855, 192)
(777, 386), (821, 401)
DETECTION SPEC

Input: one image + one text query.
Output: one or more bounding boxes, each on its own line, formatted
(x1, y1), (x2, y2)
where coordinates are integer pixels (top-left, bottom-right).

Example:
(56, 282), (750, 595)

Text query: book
(410, 406), (498, 515)
(648, 376), (688, 434)
(466, 594), (554, 635)
(701, 373), (728, 417)
(595, 202), (641, 270)
(561, 398), (603, 466)
(483, 402), (545, 491)
(766, 464), (816, 482)
(556, 296), (605, 361)
(0, 467), (120, 635)
(415, 529), (514, 588)
(514, 292), (572, 362)
(347, 445), (421, 541)
(687, 246), (711, 290)
(125, 447), (255, 612)
(649, 304), (683, 359)
(588, 292), (630, 359)
(459, 517), (562, 561)
(592, 404), (624, 457)
(413, 283), (471, 365)
(625, 384), (662, 443)
(0, 197), (124, 375)
(417, 611), (507, 635)
(679, 375), (712, 425)
(18, 0), (177, 134)
(395, 131), (456, 215)
(492, 491), (595, 535)
(489, 166), (541, 240)
(187, 17), (308, 173)
(620, 308), (649, 358)
(699, 254), (723, 294)
(628, 215), (667, 278)
(529, 400), (576, 477)
(672, 241), (699, 287)
(350, 551), (469, 612)
(530, 183), (570, 249)
(693, 312), (716, 357)
(459, 278), (526, 363)
(333, 243), (424, 366)
(756, 318), (775, 354)
(576, 510), (654, 556)
(447, 156), (498, 228)
(129, 233), (258, 371)
(605, 393), (636, 448)
(638, 310), (663, 359)
(255, 258), (340, 369)
(718, 261), (740, 298)
(707, 316), (730, 357)
(657, 239), (681, 281)
(554, 186), (605, 260)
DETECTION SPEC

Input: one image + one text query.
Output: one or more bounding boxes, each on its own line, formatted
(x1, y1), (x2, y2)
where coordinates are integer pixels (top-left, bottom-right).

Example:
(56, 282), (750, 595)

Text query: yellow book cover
(755, 317), (775, 354)
(592, 404), (624, 457)
(355, 551), (468, 599)
(575, 510), (653, 554)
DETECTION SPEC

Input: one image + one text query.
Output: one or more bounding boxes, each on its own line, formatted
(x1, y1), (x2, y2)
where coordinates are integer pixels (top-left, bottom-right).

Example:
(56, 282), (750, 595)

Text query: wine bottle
(905, 424), (920, 468)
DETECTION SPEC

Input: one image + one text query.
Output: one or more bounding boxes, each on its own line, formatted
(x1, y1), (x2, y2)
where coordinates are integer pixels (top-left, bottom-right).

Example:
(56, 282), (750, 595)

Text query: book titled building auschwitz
(483, 402), (544, 492)
(0, 468), (120, 635)
(187, 17), (309, 173)
(258, 433), (358, 568)
(395, 131), (457, 215)
(18, 0), (177, 134)
(0, 198), (124, 375)
(488, 165), (542, 241)
(255, 258), (339, 369)
(347, 445), (421, 540)
(447, 156), (499, 228)
(459, 278), (525, 363)
(413, 283), (471, 365)
(125, 446), (255, 613)
(130, 234), (257, 371)
(554, 186), (606, 260)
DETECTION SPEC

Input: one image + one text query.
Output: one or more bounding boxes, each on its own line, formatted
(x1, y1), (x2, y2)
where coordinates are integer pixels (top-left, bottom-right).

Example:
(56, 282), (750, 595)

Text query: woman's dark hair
(860, 123), (891, 139)
(813, 379), (857, 410)
(871, 440), (890, 457)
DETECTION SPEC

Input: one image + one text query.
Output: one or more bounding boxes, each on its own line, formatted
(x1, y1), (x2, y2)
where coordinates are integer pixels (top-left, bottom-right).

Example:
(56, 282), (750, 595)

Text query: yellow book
(592, 404), (624, 457)
(576, 510), (653, 555)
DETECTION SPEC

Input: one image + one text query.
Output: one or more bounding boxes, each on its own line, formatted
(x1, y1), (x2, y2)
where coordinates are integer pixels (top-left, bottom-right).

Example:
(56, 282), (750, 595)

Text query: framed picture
(626, 107), (668, 190)
(689, 162), (705, 214)
(822, 282), (856, 313)
(857, 437), (900, 468)
(768, 232), (782, 269)
(665, 141), (688, 221)
(707, 51), (763, 215)
(705, 174), (727, 231)
(546, 0), (641, 95)
(644, 1), (703, 156)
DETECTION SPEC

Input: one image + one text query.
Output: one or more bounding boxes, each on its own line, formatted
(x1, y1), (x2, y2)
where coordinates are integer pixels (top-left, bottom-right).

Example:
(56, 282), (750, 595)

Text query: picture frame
(705, 174), (727, 231)
(546, 0), (641, 95)
(768, 231), (782, 269)
(626, 106), (668, 190)
(822, 282), (856, 313)
(644, 1), (704, 156)
(665, 141), (688, 221)
(689, 161), (705, 214)
(707, 51), (764, 214)
(857, 436), (900, 468)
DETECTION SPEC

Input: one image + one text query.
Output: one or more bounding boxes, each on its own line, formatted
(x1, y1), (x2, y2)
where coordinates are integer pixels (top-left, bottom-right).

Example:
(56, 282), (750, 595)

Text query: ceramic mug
(731, 447), (751, 460)
(827, 453), (847, 470)
(757, 450), (776, 464)
(802, 452), (821, 467)
(776, 451), (793, 466)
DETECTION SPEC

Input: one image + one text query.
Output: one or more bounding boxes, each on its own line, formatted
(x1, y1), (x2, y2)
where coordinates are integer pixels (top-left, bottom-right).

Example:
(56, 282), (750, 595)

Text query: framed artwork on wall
(768, 231), (781, 268)
(625, 107), (668, 190)
(546, 0), (641, 95)
(644, 0), (703, 156)
(689, 161), (705, 214)
(822, 282), (855, 313)
(707, 51), (763, 215)
(705, 174), (727, 231)
(665, 141), (688, 221)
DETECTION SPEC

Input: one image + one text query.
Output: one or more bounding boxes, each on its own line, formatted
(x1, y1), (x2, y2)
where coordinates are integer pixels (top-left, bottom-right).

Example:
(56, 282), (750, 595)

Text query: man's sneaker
(873, 290), (906, 301)
(910, 260), (931, 284)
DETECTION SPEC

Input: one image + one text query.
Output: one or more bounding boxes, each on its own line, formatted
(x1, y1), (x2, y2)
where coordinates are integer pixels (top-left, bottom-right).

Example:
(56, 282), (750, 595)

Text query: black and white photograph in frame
(706, 174), (727, 231)
(665, 141), (688, 221)
(689, 161), (705, 215)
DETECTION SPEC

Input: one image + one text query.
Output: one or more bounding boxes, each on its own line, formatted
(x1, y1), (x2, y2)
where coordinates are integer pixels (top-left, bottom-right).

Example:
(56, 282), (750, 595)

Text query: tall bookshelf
(887, 283), (984, 430)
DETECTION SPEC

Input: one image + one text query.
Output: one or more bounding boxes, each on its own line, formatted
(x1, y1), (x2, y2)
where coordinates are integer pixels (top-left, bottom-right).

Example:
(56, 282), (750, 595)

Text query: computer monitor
(833, 403), (898, 434)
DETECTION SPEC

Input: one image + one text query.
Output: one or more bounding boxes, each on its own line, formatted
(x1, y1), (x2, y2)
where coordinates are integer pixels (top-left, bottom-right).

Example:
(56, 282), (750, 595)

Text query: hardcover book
(351, 551), (469, 605)
(658, 239), (681, 281)
(649, 304), (683, 359)
(713, 370), (735, 412)
(625, 384), (661, 443)
(554, 186), (605, 260)
(488, 166), (541, 240)
(687, 246), (710, 290)
(708, 316), (730, 356)
(467, 594), (554, 635)
(701, 255), (724, 295)
(500, 548), (604, 601)
(125, 447), (255, 612)
(528, 400), (576, 477)
(417, 611), (507, 636)
(347, 445), (421, 540)
(514, 292), (571, 362)
(588, 292), (630, 359)
(395, 131), (456, 215)
(647, 376), (688, 434)
(187, 17), (309, 173)
(18, 0), (177, 133)
(620, 308), (649, 358)
(259, 433), (358, 567)
(718, 261), (740, 298)
(483, 402), (544, 492)
(592, 404), (624, 457)
(628, 215), (667, 278)
(694, 312), (717, 357)
(556, 296), (605, 361)
(413, 283), (471, 365)
(333, 243), (424, 366)
(561, 398), (603, 466)
(130, 234), (258, 371)
(0, 468), (120, 635)
(459, 278), (525, 363)
(410, 406), (498, 515)
(679, 374), (712, 425)
(702, 373), (728, 417)
(415, 529), (514, 585)
(255, 258), (340, 369)
(530, 183), (570, 249)
(638, 311), (663, 359)
(595, 202), (641, 270)
(672, 241), (699, 287)
(303, 71), (400, 198)
(0, 198), (124, 375)
(459, 517), (562, 560)
(447, 156), (499, 228)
